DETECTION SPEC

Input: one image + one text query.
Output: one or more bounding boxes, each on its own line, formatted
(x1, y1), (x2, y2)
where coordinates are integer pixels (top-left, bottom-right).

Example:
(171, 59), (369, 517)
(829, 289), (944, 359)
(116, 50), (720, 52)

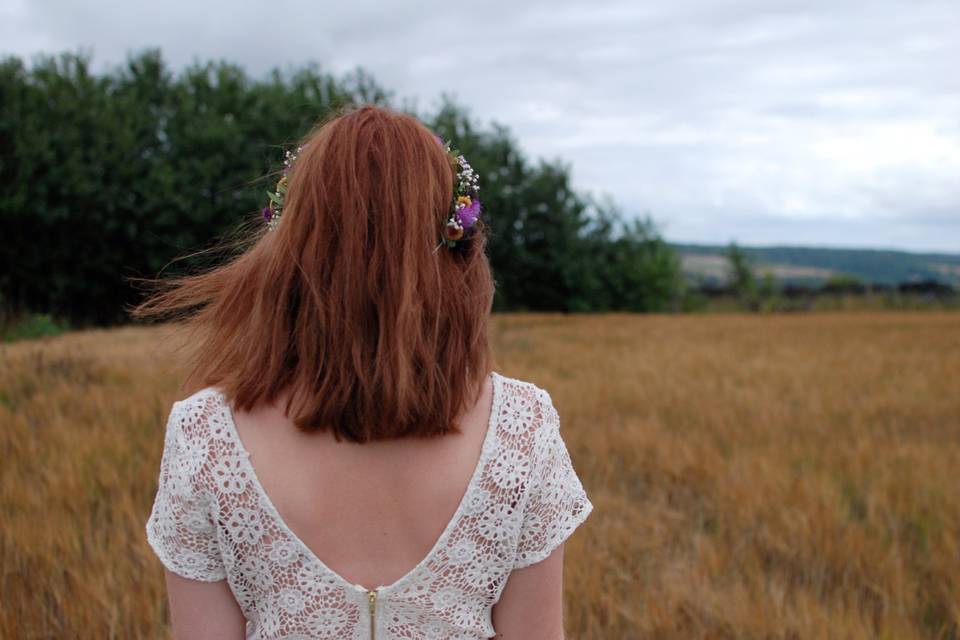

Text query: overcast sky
(4, 0), (959, 253)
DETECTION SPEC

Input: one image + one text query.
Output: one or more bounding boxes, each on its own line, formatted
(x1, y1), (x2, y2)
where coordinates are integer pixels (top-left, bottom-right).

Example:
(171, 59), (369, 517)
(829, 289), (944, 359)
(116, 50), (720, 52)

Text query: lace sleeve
(512, 389), (593, 570)
(145, 398), (226, 582)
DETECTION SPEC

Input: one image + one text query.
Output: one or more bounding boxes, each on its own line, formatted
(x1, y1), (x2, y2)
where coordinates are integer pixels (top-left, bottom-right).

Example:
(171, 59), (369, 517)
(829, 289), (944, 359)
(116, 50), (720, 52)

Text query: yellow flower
(457, 196), (472, 208)
(444, 220), (464, 241)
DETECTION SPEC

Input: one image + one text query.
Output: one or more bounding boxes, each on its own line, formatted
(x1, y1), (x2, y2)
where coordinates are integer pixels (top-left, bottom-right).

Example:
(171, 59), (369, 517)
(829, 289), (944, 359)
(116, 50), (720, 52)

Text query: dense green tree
(429, 100), (683, 312)
(1, 50), (684, 325)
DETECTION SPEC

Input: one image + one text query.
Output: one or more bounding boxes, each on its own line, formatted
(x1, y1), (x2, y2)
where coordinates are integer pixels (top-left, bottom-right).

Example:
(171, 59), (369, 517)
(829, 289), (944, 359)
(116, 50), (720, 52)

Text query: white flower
(267, 539), (300, 566)
(477, 504), (521, 543)
(489, 449), (528, 491)
(447, 538), (476, 565)
(295, 564), (335, 598)
(178, 549), (210, 572)
(224, 507), (263, 545)
(167, 432), (208, 496)
(500, 395), (536, 436)
(423, 620), (449, 635)
(463, 488), (491, 516)
(277, 587), (305, 614)
(173, 428), (208, 476)
(211, 454), (251, 494)
(450, 600), (477, 627)
(430, 586), (460, 610)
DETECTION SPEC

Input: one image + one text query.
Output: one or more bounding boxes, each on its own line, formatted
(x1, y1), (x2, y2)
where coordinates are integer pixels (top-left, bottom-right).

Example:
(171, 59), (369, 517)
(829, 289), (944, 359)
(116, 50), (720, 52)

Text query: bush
(1, 312), (71, 342)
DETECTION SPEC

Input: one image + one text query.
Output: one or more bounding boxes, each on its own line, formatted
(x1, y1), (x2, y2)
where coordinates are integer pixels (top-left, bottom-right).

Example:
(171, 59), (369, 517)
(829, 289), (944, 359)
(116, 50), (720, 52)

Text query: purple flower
(457, 199), (481, 228)
(262, 206), (273, 221)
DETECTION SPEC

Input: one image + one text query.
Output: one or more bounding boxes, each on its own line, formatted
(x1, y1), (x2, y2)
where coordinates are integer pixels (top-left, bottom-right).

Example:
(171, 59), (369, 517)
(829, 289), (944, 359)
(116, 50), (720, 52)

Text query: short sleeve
(145, 398), (226, 582)
(512, 389), (593, 570)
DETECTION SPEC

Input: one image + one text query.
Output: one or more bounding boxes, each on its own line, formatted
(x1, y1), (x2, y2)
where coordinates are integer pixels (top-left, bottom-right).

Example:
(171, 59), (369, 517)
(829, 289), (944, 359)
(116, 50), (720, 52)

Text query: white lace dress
(146, 371), (593, 639)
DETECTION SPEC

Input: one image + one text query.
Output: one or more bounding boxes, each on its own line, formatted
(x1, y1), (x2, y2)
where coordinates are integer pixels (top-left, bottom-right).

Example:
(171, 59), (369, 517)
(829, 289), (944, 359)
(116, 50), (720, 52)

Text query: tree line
(708, 243), (957, 313)
(0, 49), (685, 327)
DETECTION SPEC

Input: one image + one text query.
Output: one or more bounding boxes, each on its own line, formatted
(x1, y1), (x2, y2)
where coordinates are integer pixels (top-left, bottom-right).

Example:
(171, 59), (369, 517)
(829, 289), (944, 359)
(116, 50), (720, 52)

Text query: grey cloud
(3, 0), (958, 251)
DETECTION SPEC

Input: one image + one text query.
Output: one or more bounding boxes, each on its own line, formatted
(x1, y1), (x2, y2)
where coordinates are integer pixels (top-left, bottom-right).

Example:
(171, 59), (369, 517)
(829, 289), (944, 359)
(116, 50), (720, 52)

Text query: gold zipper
(368, 588), (377, 640)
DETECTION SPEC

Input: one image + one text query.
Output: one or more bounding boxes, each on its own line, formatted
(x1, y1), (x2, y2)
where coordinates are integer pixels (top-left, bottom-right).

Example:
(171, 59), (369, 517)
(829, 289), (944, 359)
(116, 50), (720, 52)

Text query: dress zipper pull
(368, 588), (377, 640)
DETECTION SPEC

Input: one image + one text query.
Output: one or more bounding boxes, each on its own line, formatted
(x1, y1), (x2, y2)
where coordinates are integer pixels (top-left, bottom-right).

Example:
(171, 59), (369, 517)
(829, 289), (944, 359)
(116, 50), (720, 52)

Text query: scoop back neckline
(211, 370), (503, 595)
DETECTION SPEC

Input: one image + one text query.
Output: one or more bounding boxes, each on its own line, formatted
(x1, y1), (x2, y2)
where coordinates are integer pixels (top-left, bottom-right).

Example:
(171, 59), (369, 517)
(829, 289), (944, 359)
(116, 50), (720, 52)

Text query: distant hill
(669, 243), (960, 287)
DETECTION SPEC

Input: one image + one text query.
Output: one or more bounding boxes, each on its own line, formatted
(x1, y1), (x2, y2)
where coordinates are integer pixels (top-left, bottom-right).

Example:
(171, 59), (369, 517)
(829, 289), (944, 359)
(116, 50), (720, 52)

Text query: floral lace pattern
(146, 372), (593, 639)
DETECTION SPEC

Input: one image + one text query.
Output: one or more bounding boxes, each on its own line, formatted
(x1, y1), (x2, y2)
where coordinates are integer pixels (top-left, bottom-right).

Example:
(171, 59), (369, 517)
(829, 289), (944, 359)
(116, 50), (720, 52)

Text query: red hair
(129, 105), (497, 443)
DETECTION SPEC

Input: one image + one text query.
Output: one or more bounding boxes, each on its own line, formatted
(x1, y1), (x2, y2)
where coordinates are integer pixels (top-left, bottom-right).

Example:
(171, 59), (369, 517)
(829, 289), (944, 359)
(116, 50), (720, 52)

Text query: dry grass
(1, 312), (959, 639)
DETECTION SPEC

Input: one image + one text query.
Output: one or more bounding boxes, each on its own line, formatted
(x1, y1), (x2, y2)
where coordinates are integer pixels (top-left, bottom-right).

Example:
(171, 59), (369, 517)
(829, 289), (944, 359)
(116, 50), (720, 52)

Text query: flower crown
(261, 145), (302, 233)
(261, 135), (482, 251)
(435, 136), (482, 252)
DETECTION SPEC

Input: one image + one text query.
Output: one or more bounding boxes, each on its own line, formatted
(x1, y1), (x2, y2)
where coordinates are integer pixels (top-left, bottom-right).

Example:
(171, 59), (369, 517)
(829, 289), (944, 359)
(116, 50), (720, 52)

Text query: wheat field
(1, 311), (958, 639)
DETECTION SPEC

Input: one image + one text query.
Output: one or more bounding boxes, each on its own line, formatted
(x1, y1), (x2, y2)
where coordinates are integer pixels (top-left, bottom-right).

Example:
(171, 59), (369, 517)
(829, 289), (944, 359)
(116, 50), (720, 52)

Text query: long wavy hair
(129, 105), (497, 443)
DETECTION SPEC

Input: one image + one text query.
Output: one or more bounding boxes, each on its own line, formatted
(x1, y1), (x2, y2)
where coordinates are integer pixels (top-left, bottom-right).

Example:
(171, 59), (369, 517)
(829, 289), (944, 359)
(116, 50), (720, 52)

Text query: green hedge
(0, 49), (684, 326)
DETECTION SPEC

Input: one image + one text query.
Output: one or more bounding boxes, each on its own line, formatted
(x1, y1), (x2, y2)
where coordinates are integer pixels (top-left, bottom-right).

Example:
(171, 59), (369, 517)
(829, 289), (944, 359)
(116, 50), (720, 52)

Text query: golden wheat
(1, 312), (958, 639)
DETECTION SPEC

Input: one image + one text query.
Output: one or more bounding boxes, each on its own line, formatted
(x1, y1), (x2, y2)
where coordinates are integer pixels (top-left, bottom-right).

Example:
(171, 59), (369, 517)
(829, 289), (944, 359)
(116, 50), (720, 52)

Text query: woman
(132, 105), (593, 639)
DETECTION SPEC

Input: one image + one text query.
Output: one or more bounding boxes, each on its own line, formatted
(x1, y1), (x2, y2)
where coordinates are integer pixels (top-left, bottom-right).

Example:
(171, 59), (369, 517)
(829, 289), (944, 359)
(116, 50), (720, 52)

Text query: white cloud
(2, 0), (958, 251)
